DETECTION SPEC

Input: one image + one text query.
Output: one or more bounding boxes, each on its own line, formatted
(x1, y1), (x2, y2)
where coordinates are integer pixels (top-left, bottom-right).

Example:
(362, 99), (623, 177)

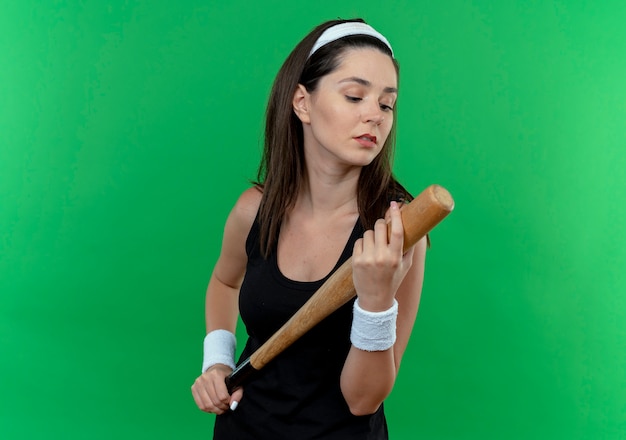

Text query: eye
(380, 104), (394, 112)
(345, 95), (362, 103)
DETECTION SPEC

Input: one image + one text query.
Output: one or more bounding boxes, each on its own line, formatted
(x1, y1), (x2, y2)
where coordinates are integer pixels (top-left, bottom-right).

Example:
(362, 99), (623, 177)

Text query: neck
(295, 164), (361, 218)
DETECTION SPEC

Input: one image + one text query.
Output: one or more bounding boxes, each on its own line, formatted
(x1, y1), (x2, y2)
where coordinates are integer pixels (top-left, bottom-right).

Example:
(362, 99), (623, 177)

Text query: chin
(355, 152), (380, 167)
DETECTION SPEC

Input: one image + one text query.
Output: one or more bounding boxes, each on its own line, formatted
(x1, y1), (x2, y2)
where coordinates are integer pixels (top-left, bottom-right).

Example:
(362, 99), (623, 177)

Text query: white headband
(309, 22), (394, 58)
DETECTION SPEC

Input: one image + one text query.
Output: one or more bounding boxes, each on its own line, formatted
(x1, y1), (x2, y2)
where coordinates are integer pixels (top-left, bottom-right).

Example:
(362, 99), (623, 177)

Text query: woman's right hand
(191, 364), (244, 415)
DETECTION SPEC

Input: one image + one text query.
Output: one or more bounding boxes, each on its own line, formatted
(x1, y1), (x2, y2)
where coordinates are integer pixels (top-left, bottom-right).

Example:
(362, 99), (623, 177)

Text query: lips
(354, 133), (377, 147)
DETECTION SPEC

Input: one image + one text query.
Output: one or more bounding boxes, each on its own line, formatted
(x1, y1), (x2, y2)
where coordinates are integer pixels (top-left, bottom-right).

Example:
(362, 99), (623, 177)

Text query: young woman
(191, 18), (427, 439)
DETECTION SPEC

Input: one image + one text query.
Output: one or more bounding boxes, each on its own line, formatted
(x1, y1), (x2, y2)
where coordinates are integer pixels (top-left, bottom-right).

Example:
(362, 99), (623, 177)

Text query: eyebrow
(339, 76), (398, 94)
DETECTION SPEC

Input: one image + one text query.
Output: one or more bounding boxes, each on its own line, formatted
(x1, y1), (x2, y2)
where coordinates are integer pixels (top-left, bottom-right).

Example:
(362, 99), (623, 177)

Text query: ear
(292, 84), (311, 124)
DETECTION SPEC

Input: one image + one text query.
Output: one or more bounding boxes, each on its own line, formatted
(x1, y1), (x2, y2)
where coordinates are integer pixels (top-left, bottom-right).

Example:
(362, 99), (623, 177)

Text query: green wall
(2, 1), (625, 438)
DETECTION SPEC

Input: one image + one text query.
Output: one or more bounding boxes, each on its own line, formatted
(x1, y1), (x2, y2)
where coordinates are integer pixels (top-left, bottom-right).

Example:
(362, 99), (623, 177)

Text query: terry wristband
(350, 298), (398, 351)
(202, 329), (236, 373)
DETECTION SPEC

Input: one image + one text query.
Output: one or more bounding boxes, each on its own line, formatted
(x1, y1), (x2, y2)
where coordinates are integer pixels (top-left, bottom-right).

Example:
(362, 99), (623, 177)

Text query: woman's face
(296, 48), (398, 170)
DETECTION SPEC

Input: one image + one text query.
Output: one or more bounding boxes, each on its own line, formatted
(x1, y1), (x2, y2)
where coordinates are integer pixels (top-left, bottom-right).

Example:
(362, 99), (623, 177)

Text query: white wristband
(202, 329), (236, 373)
(350, 298), (398, 351)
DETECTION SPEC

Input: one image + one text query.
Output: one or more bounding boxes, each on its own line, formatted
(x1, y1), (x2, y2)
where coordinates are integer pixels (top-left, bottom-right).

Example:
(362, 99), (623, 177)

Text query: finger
(384, 207), (391, 224)
(213, 377), (232, 405)
(360, 229), (376, 255)
(209, 380), (231, 413)
(192, 379), (222, 414)
(230, 387), (244, 411)
(352, 237), (363, 257)
(388, 201), (404, 254)
(373, 218), (389, 251)
(191, 371), (229, 414)
(191, 383), (205, 410)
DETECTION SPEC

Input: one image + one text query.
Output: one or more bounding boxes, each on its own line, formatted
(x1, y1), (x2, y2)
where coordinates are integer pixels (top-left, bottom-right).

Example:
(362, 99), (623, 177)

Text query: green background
(2, 1), (625, 439)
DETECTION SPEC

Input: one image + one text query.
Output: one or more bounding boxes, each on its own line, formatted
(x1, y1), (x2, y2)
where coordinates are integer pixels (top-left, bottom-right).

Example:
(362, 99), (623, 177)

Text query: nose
(363, 103), (385, 125)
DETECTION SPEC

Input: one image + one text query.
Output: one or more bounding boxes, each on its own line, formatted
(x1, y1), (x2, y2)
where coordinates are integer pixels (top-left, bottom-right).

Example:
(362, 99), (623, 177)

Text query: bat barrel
(399, 184), (454, 251)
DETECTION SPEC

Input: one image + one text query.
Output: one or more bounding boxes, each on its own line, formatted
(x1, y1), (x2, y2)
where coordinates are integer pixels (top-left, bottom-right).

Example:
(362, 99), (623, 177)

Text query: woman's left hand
(352, 201), (415, 311)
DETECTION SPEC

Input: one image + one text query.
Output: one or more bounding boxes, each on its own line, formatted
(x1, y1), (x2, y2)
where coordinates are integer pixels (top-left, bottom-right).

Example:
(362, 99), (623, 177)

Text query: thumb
(229, 387), (244, 411)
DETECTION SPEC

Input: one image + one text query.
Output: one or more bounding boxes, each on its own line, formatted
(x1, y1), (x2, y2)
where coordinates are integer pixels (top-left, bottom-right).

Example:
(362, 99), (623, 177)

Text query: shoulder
(229, 186), (262, 227)
(223, 186), (263, 241)
(214, 186), (263, 282)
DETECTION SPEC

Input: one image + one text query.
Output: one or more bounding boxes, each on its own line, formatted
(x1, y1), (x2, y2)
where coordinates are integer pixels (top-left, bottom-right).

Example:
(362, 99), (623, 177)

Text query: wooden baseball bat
(226, 184), (454, 393)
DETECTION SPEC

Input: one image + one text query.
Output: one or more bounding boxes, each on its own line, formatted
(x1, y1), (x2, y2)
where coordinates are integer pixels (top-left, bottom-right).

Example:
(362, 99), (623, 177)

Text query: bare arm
(191, 187), (262, 414)
(205, 188), (261, 332)
(340, 202), (427, 415)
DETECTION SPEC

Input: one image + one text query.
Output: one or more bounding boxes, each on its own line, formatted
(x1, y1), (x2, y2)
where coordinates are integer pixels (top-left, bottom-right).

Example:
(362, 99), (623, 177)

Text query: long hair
(255, 18), (411, 257)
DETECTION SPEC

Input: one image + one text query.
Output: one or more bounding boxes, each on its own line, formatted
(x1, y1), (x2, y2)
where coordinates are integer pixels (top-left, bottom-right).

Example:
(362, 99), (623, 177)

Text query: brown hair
(255, 18), (412, 257)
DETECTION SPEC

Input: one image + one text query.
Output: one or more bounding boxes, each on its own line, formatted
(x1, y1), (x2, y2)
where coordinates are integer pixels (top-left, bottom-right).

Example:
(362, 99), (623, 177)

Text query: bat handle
(225, 357), (256, 394)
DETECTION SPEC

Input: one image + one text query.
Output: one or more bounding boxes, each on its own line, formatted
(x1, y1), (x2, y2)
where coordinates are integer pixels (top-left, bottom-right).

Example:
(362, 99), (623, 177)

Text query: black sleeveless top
(213, 217), (388, 439)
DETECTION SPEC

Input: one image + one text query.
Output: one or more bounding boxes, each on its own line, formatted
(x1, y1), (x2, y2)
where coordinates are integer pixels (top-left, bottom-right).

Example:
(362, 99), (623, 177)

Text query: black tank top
(213, 216), (388, 440)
